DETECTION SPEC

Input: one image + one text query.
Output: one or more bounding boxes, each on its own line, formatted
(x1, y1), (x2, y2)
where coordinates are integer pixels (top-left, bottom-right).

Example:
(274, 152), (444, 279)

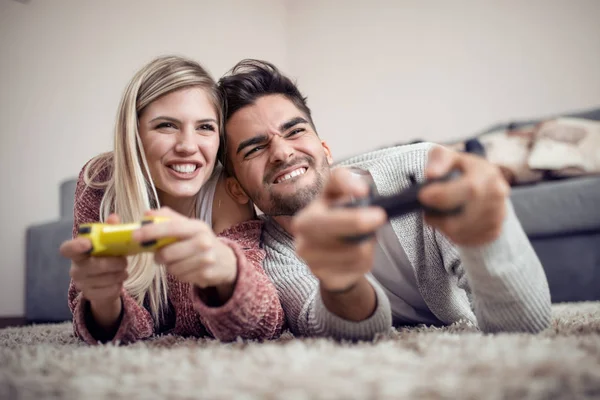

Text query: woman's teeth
(169, 164), (197, 174)
(275, 167), (307, 183)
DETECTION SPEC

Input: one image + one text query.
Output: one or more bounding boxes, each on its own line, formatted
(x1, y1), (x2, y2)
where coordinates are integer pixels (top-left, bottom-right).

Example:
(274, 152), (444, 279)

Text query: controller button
(78, 226), (92, 234)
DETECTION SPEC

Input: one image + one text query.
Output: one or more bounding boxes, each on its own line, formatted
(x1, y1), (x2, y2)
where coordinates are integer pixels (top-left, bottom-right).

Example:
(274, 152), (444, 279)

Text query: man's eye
(287, 128), (305, 137)
(155, 122), (176, 130)
(244, 145), (266, 158)
(198, 124), (216, 132)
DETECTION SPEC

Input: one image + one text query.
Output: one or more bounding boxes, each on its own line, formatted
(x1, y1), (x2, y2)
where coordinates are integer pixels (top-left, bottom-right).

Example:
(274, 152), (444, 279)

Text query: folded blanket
(449, 118), (600, 186)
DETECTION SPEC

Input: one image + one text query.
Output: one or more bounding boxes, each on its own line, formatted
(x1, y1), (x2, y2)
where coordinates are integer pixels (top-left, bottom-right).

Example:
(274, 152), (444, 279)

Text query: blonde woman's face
(138, 87), (220, 200)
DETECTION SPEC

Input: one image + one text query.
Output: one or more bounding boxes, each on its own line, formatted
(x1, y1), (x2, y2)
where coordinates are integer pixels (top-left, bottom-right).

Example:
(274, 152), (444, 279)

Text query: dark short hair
(218, 59), (316, 173)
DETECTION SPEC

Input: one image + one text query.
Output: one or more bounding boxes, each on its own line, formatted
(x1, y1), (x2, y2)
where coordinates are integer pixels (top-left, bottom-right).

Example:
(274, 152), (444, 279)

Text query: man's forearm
(320, 276), (377, 322)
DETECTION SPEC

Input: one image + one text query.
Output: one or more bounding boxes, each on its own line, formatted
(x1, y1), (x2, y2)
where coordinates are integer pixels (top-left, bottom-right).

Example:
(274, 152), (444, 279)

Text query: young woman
(59, 56), (283, 344)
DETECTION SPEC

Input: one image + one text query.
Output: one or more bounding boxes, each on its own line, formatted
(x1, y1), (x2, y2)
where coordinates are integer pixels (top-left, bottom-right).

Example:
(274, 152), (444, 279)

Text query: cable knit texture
(68, 160), (284, 345)
(260, 142), (552, 340)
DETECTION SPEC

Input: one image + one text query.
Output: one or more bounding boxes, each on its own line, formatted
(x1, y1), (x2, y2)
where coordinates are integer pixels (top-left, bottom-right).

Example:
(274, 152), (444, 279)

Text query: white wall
(2, 0), (600, 317)
(286, 0), (600, 160)
(0, 0), (287, 317)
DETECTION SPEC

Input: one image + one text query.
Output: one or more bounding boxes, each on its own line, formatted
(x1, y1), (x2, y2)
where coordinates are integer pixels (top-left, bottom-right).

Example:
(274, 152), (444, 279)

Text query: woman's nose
(174, 128), (197, 154)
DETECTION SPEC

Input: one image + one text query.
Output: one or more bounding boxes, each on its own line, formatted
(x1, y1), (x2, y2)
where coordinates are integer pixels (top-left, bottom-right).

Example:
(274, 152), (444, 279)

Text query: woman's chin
(159, 182), (203, 201)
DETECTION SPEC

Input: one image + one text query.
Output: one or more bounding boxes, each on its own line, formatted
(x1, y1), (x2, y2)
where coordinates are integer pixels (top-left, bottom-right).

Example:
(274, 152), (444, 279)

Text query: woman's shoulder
(79, 152), (114, 187)
(73, 153), (114, 225)
(217, 220), (264, 249)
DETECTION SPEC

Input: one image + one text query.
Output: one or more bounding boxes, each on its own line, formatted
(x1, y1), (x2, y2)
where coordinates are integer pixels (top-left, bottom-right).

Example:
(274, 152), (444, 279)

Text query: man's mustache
(264, 157), (314, 184)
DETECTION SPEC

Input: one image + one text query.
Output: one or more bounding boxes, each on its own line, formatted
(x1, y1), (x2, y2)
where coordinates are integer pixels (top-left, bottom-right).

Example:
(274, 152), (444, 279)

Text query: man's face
(225, 94), (333, 216)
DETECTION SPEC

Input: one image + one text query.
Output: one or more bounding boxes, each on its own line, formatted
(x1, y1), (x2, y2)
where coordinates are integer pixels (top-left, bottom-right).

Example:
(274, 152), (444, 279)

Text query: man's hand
(292, 168), (387, 292)
(420, 145), (510, 246)
(133, 207), (238, 302)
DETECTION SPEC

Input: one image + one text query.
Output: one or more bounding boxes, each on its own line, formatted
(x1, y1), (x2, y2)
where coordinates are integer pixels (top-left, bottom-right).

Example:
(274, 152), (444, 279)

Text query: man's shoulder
(258, 215), (300, 261)
(335, 142), (435, 169)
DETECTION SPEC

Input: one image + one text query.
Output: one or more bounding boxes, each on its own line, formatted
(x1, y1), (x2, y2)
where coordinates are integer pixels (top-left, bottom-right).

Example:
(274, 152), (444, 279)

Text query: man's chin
(263, 190), (317, 216)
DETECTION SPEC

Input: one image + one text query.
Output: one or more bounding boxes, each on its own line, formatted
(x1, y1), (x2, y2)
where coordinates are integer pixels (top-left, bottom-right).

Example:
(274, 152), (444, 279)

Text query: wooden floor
(0, 317), (27, 329)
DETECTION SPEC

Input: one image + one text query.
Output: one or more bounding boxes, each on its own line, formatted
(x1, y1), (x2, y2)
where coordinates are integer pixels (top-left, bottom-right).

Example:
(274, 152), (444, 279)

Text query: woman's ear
(225, 177), (250, 205)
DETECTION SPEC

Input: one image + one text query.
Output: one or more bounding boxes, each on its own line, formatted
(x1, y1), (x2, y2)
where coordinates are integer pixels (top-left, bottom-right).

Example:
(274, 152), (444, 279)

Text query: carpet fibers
(1, 302), (599, 399)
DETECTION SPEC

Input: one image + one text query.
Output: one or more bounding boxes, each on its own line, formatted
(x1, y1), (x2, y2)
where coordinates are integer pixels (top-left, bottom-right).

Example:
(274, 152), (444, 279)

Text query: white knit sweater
(260, 143), (552, 340)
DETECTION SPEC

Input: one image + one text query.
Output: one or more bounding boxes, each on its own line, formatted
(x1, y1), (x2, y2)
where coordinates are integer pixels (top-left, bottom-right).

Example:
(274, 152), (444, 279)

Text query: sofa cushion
(26, 219), (74, 322)
(510, 175), (600, 238)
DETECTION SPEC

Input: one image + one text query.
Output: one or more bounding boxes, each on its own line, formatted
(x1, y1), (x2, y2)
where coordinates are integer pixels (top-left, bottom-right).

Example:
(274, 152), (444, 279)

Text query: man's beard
(250, 155), (329, 217)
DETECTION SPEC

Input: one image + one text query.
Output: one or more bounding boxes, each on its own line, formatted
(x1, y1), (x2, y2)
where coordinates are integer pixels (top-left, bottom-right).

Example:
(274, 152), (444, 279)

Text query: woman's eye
(198, 124), (216, 132)
(155, 122), (176, 130)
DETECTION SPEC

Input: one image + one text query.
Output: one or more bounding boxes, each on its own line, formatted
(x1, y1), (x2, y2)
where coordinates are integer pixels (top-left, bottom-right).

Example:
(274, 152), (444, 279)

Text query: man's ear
(321, 140), (334, 165)
(225, 177), (250, 205)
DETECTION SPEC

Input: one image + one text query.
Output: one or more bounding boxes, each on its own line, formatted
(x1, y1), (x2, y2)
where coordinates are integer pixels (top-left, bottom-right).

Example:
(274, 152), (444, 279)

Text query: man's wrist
(320, 279), (360, 295)
(319, 276), (377, 322)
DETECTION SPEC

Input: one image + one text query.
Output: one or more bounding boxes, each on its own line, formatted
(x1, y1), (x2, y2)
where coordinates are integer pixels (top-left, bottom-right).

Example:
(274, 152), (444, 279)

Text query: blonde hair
(84, 55), (222, 324)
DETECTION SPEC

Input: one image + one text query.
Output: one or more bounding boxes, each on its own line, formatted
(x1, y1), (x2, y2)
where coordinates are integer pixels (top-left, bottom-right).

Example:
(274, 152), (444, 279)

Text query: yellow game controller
(77, 216), (177, 257)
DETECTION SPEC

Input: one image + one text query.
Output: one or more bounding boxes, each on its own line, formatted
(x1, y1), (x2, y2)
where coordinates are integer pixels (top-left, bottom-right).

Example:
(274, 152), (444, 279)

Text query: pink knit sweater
(68, 161), (284, 344)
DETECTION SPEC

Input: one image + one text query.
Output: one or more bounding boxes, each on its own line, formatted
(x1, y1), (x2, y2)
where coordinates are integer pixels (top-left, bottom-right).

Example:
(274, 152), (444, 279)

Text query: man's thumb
(325, 168), (371, 201)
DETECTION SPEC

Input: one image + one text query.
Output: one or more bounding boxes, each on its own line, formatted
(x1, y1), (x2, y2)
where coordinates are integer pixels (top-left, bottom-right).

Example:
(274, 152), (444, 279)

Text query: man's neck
(273, 215), (295, 237)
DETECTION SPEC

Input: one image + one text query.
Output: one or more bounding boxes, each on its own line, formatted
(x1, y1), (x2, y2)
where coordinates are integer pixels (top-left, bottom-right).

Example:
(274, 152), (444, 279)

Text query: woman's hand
(133, 207), (238, 303)
(60, 214), (127, 331)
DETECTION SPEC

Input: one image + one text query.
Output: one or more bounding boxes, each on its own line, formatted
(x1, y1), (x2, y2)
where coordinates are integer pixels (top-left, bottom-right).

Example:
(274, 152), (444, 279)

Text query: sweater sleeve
(68, 159), (155, 344)
(68, 281), (155, 345)
(435, 200), (552, 333)
(262, 226), (392, 341)
(190, 221), (284, 341)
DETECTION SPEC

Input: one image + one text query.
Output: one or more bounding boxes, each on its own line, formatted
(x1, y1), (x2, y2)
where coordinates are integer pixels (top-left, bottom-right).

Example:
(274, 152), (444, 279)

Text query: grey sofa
(477, 106), (600, 303)
(25, 109), (600, 322)
(25, 179), (76, 322)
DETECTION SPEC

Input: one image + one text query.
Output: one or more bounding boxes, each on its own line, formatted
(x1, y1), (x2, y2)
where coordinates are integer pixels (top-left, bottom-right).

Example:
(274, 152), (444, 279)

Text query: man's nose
(174, 127), (197, 154)
(268, 135), (294, 164)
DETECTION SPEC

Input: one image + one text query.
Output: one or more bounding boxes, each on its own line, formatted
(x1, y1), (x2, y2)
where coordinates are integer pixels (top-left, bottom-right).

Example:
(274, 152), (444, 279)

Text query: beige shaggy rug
(1, 302), (599, 400)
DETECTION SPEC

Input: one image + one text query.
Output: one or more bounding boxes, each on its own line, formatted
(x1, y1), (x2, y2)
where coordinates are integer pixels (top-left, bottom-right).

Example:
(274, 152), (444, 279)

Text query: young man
(218, 59), (551, 340)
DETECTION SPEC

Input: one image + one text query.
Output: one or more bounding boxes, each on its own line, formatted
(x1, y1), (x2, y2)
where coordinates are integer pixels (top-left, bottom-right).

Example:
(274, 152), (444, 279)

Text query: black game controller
(341, 169), (463, 218)
(338, 169), (464, 242)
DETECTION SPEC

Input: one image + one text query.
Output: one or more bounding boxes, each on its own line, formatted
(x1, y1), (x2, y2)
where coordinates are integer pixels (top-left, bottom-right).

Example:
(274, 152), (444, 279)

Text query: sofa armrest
(511, 176), (600, 238)
(25, 218), (74, 322)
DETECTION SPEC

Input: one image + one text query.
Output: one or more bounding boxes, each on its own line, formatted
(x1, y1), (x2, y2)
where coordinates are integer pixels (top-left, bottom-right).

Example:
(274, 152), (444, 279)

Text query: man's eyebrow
(148, 116), (217, 124)
(235, 117), (309, 155)
(236, 134), (269, 155)
(280, 117), (308, 132)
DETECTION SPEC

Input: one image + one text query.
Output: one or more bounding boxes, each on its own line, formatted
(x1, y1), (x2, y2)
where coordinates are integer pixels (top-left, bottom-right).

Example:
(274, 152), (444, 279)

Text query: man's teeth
(275, 167), (307, 183)
(170, 164), (197, 174)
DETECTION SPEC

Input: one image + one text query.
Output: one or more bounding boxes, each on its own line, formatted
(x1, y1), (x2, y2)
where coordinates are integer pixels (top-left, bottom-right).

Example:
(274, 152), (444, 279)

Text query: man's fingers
(296, 238), (375, 267)
(324, 168), (371, 202)
(292, 204), (386, 242)
(425, 145), (461, 179)
(418, 174), (475, 211)
(60, 238), (92, 262)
